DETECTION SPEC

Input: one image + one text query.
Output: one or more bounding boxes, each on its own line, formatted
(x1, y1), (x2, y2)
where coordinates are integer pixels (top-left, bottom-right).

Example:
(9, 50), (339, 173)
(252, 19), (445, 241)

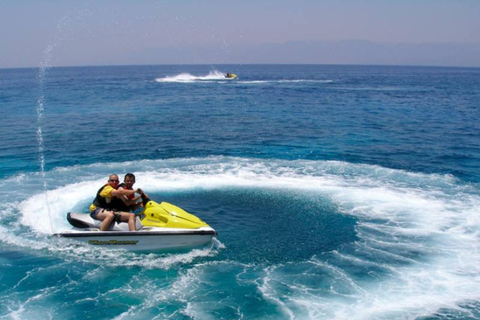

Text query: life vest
(91, 184), (114, 210)
(118, 183), (135, 200)
(110, 183), (134, 212)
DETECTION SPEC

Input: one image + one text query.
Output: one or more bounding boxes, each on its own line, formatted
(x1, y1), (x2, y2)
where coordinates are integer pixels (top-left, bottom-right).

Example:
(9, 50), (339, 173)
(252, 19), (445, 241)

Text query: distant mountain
(125, 40), (480, 67)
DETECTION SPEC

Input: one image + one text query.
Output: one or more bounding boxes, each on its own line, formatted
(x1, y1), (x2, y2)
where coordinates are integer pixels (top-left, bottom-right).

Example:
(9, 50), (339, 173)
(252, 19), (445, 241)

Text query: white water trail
(155, 71), (227, 82)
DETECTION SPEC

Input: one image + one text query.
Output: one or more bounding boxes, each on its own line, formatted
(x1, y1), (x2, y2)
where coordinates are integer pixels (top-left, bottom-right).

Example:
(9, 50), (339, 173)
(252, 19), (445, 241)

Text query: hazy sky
(1, 0), (479, 68)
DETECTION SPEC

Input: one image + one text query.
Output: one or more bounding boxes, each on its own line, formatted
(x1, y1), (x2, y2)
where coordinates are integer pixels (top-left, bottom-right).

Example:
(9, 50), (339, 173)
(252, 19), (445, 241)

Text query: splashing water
(155, 70), (228, 82)
(33, 12), (74, 233)
(36, 44), (56, 234)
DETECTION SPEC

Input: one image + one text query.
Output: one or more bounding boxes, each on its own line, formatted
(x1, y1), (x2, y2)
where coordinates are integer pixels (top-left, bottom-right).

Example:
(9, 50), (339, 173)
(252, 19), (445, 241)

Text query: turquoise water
(1, 65), (480, 319)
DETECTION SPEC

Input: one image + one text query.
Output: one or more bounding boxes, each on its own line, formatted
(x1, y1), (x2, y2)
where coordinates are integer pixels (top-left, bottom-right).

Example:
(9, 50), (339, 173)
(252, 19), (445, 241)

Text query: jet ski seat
(67, 212), (144, 231)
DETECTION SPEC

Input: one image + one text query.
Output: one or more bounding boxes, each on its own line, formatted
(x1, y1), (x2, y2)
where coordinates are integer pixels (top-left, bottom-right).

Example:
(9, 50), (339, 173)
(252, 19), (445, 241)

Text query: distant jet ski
(225, 73), (238, 79)
(54, 199), (216, 252)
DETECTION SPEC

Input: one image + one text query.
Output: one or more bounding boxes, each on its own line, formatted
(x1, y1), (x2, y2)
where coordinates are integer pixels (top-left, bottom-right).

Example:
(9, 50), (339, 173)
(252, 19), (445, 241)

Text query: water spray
(37, 44), (56, 234)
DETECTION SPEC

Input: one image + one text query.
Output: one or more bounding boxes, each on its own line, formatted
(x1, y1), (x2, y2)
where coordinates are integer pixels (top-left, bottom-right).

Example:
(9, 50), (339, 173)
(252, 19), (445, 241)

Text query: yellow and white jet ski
(54, 199), (217, 252)
(225, 73), (237, 79)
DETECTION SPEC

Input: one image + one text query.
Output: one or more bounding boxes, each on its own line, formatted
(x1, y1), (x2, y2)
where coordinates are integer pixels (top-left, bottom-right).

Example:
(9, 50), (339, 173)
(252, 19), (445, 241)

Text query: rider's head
(108, 174), (119, 188)
(124, 173), (136, 189)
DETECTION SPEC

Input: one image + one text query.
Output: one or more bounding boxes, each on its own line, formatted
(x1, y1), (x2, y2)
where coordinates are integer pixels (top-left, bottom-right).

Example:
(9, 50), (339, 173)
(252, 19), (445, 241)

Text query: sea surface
(1, 64), (480, 319)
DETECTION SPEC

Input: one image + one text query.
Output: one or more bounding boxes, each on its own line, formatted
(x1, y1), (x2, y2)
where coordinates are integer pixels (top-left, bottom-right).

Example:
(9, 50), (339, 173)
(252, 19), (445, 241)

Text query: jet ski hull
(54, 201), (217, 252)
(55, 228), (216, 252)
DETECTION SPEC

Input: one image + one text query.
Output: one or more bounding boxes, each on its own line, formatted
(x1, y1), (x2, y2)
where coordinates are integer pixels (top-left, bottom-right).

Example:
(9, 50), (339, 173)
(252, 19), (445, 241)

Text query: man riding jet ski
(54, 174), (217, 252)
(89, 174), (142, 231)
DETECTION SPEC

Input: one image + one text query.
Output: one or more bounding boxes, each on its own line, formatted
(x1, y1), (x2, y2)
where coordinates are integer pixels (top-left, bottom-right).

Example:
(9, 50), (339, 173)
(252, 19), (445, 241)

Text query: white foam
(154, 73), (333, 84)
(2, 157), (480, 318)
(19, 180), (101, 233)
(238, 79), (333, 84)
(112, 260), (256, 319)
(155, 71), (227, 82)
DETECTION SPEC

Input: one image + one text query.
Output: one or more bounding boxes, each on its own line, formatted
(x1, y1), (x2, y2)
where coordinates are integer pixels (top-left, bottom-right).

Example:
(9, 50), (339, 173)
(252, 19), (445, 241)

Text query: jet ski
(54, 199), (217, 252)
(225, 73), (237, 79)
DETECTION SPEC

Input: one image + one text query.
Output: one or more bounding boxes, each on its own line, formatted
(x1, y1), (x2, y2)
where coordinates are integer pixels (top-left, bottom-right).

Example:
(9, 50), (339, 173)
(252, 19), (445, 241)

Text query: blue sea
(1, 64), (480, 319)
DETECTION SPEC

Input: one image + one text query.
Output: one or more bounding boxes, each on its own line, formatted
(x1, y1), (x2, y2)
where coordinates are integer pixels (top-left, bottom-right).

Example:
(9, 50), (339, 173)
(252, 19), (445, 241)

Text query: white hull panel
(55, 228), (216, 252)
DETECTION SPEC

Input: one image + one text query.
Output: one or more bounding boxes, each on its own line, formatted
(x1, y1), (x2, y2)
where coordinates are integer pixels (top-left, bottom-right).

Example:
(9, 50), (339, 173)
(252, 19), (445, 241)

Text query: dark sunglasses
(109, 179), (119, 182)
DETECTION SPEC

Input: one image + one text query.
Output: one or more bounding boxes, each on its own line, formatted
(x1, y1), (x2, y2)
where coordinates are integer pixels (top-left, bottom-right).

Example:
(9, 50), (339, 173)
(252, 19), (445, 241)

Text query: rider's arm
(111, 188), (138, 197)
(112, 187), (141, 206)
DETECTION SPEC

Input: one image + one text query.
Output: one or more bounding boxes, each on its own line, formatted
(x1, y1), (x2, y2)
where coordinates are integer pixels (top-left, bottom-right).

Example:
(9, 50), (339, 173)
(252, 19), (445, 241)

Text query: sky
(1, 0), (480, 68)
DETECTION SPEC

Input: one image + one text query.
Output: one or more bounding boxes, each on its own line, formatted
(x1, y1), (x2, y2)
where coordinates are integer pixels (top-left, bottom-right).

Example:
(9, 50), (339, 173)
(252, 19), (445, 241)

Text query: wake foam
(2, 157), (477, 237)
(1, 157), (480, 318)
(155, 71), (227, 82)
(239, 79), (333, 84)
(154, 72), (333, 84)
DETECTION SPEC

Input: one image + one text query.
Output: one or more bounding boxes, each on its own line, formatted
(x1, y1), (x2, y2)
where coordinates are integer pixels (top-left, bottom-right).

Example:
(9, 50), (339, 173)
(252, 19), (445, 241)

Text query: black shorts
(90, 207), (104, 220)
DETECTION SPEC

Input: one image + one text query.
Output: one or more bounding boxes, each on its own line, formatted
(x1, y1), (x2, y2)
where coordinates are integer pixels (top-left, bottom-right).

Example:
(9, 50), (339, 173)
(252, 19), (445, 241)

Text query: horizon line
(2, 62), (480, 71)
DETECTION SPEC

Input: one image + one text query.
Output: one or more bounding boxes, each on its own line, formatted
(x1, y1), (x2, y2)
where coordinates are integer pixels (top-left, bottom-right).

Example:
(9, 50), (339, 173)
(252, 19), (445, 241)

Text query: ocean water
(1, 64), (480, 319)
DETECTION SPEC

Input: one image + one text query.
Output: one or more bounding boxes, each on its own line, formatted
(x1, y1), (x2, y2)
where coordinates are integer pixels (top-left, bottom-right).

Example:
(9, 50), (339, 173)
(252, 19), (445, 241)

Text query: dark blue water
(1, 65), (480, 319)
